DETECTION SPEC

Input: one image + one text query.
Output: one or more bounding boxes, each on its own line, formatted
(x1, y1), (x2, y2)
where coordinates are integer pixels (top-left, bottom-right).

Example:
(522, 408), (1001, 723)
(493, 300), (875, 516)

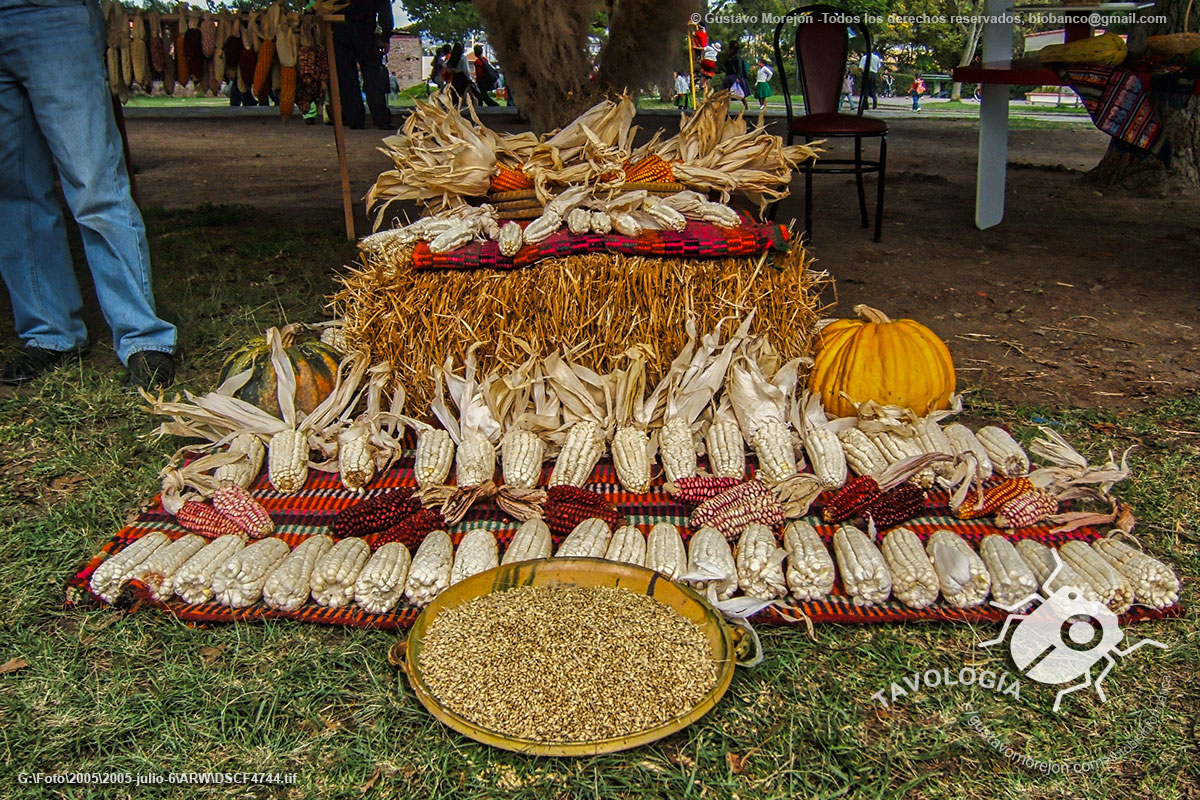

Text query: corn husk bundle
(130, 11), (149, 89)
(161, 19), (177, 94)
(522, 96), (638, 203)
(313, 362), (407, 491)
(276, 11), (300, 115)
(295, 12), (327, 115)
(251, 5), (280, 103)
(105, 3), (131, 102)
(182, 12), (204, 86)
(148, 11), (166, 76)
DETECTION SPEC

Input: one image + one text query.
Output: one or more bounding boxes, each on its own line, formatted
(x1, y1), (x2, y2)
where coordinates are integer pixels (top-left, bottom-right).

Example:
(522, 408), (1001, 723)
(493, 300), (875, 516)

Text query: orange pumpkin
(808, 304), (955, 419)
(218, 323), (339, 418)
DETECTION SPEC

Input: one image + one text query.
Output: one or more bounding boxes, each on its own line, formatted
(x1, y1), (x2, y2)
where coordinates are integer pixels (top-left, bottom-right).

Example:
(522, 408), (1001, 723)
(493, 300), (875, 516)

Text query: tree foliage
(400, 0), (486, 44)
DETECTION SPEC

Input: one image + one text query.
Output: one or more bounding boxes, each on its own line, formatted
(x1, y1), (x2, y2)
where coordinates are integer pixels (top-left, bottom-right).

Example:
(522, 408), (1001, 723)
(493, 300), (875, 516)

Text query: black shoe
(124, 350), (176, 390)
(1, 346), (84, 385)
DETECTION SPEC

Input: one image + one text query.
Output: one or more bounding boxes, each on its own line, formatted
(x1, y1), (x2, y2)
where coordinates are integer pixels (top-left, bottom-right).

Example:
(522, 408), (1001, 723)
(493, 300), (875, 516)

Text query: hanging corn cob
(295, 13), (326, 115)
(782, 520), (835, 601)
(880, 528), (938, 609)
(131, 11), (150, 90)
(275, 10), (300, 116)
(544, 351), (613, 487)
(727, 347), (803, 484)
(251, 6), (278, 102)
(148, 11), (167, 78)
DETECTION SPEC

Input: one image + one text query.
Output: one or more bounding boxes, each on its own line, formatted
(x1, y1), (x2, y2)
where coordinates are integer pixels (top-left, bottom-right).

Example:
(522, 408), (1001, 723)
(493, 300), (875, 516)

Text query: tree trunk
(950, 14), (984, 101)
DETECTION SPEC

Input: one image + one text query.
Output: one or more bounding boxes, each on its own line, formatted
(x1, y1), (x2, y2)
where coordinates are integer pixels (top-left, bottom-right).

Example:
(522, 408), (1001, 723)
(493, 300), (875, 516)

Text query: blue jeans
(0, 0), (176, 363)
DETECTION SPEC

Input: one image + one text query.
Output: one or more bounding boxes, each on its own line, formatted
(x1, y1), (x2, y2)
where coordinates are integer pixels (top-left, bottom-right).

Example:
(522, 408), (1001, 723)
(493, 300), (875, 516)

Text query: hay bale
(332, 246), (831, 412)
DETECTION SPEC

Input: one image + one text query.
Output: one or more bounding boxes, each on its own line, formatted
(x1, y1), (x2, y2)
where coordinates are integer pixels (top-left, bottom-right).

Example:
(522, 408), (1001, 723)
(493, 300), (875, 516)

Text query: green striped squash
(218, 324), (340, 418)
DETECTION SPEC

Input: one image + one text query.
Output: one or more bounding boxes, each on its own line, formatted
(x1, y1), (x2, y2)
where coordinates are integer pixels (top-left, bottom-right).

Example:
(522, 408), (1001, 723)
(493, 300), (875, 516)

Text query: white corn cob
(869, 431), (935, 488)
(456, 431), (496, 487)
(556, 517), (612, 558)
(212, 537), (291, 609)
(173, 535), (246, 605)
(736, 522), (787, 600)
(1059, 540), (1134, 614)
(837, 428), (889, 478)
(979, 534), (1039, 610)
(944, 424), (994, 477)
(498, 221), (524, 257)
(133, 534), (206, 602)
(90, 532), (171, 603)
(451, 530), (499, 585)
(804, 427), (847, 488)
(645, 522), (687, 580)
(414, 429), (455, 488)
(319, 325), (350, 355)
(311, 537), (371, 608)
(914, 420), (956, 479)
(782, 521), (835, 601)
(610, 211), (643, 237)
(404, 530), (453, 607)
(611, 426), (652, 493)
(566, 207), (592, 234)
(338, 422), (376, 491)
(752, 420), (798, 483)
(1014, 539), (1101, 603)
(590, 210), (612, 234)
(428, 221), (474, 254)
(833, 525), (893, 605)
(642, 198), (688, 231)
(548, 420), (605, 487)
(927, 530), (990, 608)
(501, 429), (545, 489)
(687, 525), (738, 600)
(659, 417), (697, 484)
(354, 542), (412, 614)
(1092, 538), (1180, 609)
(521, 210), (562, 245)
(698, 201), (741, 228)
(213, 433), (265, 488)
(268, 429), (309, 493)
(605, 524), (647, 567)
(263, 534), (333, 611)
(975, 426), (1030, 477)
(503, 519), (553, 565)
(705, 420), (745, 479)
(881, 528), (939, 609)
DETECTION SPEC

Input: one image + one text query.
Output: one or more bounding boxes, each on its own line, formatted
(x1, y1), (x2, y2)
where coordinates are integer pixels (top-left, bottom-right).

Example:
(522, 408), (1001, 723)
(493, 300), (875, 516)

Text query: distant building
(386, 33), (423, 89)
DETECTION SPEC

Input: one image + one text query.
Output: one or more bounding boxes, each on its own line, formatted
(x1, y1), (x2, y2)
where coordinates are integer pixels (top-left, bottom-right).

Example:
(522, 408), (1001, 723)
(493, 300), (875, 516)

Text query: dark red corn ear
(368, 508), (445, 551)
(821, 476), (883, 523)
(667, 476), (744, 506)
(331, 489), (419, 539)
(865, 484), (926, 530)
(543, 486), (625, 541)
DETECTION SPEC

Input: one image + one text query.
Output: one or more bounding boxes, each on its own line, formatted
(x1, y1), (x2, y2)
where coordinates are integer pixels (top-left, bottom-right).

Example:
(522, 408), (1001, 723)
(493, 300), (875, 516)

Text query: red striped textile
(66, 456), (1182, 630)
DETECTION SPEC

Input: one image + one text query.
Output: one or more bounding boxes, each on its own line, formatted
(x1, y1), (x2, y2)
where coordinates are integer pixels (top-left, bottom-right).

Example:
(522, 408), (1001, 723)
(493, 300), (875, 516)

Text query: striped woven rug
(66, 456), (1182, 629)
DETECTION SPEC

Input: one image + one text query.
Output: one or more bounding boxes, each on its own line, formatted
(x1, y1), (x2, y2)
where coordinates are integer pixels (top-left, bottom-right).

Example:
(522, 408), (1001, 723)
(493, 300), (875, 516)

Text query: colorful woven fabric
(66, 456), (1181, 631)
(410, 216), (791, 271)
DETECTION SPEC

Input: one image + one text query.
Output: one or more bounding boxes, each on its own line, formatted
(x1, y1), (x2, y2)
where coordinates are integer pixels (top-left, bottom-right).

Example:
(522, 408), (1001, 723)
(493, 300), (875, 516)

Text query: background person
(753, 57), (773, 111)
(674, 70), (690, 109)
(858, 51), (881, 110)
(332, 0), (392, 130)
(472, 44), (500, 106)
(719, 40), (749, 111)
(910, 73), (925, 111)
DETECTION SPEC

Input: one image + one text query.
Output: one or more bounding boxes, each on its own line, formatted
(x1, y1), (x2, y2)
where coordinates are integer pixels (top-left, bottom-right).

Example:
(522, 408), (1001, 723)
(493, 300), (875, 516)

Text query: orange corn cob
(956, 477), (1034, 519)
(279, 65), (296, 116)
(253, 38), (275, 99)
(489, 165), (533, 192)
(211, 481), (274, 538)
(624, 155), (674, 183)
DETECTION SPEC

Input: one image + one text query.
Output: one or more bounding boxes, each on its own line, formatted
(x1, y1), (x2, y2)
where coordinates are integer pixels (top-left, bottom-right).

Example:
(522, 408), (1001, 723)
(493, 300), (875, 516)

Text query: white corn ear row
(1014, 539), (1101, 603)
(311, 537), (371, 608)
(975, 426), (1031, 477)
(263, 534), (333, 611)
(914, 421), (956, 478)
(752, 420), (799, 483)
(612, 426), (652, 493)
(943, 424), (994, 477)
(522, 210), (562, 245)
(605, 524), (647, 567)
(212, 537), (291, 609)
(833, 525), (893, 605)
(338, 422), (376, 491)
(498, 221), (524, 256)
(610, 211), (643, 237)
(1059, 540), (1134, 614)
(642, 198), (688, 231)
(549, 420), (605, 487)
(927, 530), (991, 608)
(566, 207), (592, 234)
(659, 417), (697, 484)
(90, 532), (171, 603)
(881, 528), (939, 609)
(268, 429), (309, 493)
(502, 519), (553, 565)
(501, 429), (545, 489)
(134, 534), (206, 602)
(354, 542), (412, 614)
(869, 431), (935, 488)
(173, 535), (246, 605)
(979, 535), (1039, 610)
(705, 420), (745, 479)
(456, 431), (496, 487)
(414, 429), (455, 488)
(687, 526), (738, 600)
(837, 428), (889, 478)
(590, 211), (612, 234)
(736, 523), (787, 600)
(699, 201), (741, 228)
(428, 222), (474, 253)
(451, 530), (499, 585)
(404, 530), (453, 607)
(783, 521), (835, 601)
(1092, 538), (1180, 609)
(645, 522), (687, 580)
(214, 433), (265, 488)
(556, 517), (612, 558)
(804, 427), (848, 488)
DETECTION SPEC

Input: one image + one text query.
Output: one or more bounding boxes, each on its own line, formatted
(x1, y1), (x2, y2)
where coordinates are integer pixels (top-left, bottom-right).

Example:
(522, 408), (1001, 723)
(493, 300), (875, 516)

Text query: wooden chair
(772, 5), (887, 242)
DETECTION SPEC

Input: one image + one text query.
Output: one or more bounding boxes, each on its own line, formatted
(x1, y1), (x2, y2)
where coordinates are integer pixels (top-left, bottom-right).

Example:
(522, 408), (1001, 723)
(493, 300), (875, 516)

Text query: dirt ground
(121, 107), (1200, 410)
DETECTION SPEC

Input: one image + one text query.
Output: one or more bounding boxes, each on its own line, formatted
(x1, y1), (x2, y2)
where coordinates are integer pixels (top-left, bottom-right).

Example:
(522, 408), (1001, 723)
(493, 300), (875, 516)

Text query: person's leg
(354, 28), (391, 129)
(333, 26), (366, 128)
(12, 0), (176, 365)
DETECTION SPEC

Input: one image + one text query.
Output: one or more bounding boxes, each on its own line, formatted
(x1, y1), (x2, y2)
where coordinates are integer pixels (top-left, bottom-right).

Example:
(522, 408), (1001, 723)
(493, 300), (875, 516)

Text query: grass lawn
(0, 206), (1195, 798)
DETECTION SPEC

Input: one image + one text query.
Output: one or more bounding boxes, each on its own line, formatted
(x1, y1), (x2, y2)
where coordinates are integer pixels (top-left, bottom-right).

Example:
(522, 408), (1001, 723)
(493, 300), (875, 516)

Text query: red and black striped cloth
(410, 217), (792, 271)
(67, 456), (1181, 630)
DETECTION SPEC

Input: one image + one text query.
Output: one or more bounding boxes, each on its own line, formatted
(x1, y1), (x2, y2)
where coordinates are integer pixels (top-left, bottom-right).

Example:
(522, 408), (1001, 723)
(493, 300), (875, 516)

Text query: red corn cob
(994, 490), (1059, 529)
(543, 485), (625, 541)
(666, 476), (744, 507)
(331, 488), (418, 539)
(956, 477), (1034, 519)
(690, 480), (785, 542)
(175, 501), (246, 539)
(864, 484), (926, 530)
(821, 476), (883, 523)
(212, 481), (274, 538)
(369, 508), (446, 551)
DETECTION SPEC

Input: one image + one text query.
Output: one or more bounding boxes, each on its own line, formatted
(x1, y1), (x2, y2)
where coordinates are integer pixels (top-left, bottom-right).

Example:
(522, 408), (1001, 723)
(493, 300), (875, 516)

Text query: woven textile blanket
(409, 217), (792, 271)
(67, 456), (1181, 630)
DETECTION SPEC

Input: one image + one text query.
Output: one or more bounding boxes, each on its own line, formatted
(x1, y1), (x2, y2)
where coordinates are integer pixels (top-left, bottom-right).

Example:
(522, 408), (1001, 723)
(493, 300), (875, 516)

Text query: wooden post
(319, 14), (356, 241)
